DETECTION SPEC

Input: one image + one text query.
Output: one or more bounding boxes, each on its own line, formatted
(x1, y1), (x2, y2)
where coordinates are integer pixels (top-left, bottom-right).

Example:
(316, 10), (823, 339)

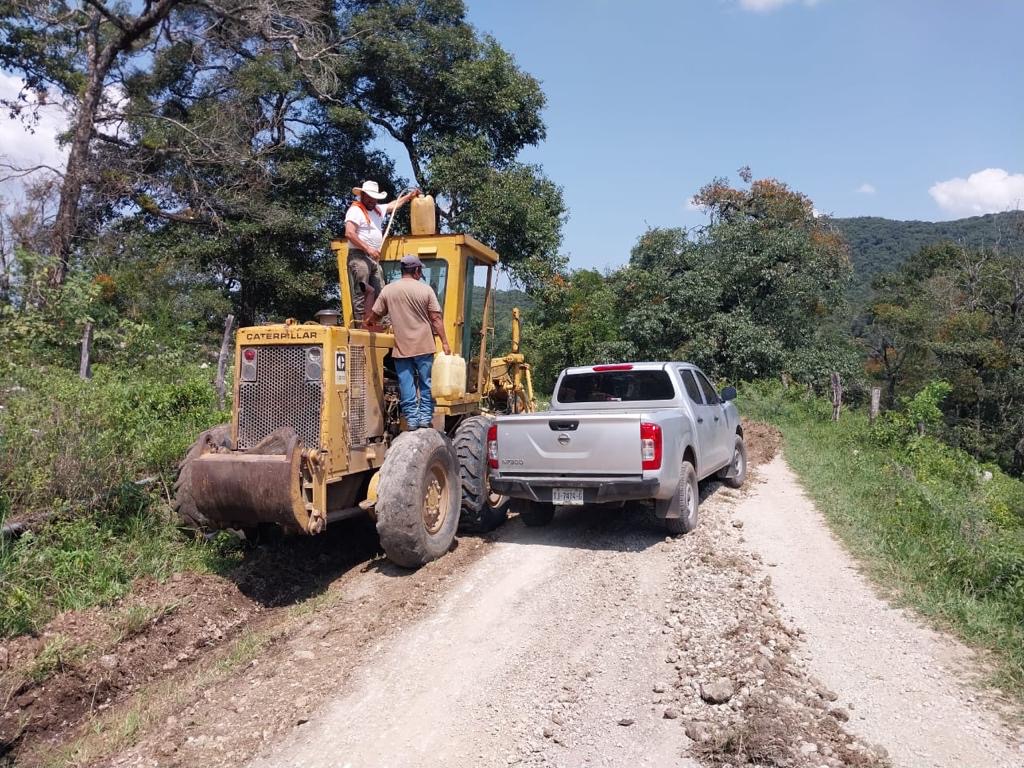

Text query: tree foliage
(526, 174), (854, 391)
(0, 0), (564, 320)
(858, 241), (1024, 473)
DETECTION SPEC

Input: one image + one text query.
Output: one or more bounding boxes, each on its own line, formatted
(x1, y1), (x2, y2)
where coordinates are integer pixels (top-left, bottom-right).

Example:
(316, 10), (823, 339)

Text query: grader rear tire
(172, 424), (231, 531)
(454, 415), (509, 533)
(376, 429), (461, 569)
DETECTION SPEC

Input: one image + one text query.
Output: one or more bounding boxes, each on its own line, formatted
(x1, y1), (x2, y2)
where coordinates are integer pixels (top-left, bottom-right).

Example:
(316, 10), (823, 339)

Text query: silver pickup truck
(488, 362), (746, 534)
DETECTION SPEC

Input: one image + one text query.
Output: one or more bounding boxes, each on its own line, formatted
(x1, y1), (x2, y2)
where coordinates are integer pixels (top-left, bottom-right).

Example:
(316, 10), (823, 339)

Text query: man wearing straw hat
(344, 180), (420, 322)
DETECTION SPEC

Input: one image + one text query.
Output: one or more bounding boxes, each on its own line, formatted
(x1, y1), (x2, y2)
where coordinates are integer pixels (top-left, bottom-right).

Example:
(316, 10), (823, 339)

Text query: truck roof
(559, 362), (698, 376)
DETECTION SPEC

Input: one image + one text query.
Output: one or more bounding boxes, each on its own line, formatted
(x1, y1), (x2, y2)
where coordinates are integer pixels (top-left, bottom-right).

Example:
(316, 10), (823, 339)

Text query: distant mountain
(830, 211), (1024, 286)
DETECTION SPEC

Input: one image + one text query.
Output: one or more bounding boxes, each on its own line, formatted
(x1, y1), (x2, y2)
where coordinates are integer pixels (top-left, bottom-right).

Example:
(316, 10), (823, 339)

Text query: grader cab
(173, 201), (535, 568)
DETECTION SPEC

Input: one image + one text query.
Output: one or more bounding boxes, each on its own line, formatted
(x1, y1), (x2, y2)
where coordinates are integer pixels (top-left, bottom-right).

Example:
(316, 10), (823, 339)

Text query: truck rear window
(556, 370), (676, 403)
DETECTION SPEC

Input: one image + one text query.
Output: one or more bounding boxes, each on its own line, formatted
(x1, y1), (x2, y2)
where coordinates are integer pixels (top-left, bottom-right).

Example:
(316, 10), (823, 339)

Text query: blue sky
(457, 0), (1024, 272)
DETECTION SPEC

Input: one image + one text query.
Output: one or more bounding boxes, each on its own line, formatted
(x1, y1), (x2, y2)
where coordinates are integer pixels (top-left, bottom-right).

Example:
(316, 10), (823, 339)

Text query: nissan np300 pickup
(488, 363), (746, 534)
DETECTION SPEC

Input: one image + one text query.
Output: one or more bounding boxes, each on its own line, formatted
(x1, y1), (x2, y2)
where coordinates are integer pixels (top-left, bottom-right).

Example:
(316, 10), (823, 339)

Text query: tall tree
(860, 241), (1024, 472)
(525, 173), (855, 387)
(0, 0), (182, 285)
(342, 0), (565, 283)
(0, 0), (357, 288)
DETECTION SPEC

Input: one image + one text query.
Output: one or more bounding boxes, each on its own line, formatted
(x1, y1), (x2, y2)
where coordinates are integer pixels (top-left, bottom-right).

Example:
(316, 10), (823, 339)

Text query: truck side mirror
(720, 386), (737, 402)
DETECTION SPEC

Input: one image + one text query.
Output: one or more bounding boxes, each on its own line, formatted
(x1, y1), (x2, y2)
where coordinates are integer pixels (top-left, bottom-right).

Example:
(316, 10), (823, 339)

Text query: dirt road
(26, 436), (1023, 768)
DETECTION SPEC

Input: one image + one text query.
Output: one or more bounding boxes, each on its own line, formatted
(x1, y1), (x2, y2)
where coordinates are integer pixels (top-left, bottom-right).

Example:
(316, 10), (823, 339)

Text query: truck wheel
(717, 436), (747, 489)
(376, 429), (461, 569)
(453, 415), (509, 533)
(664, 460), (699, 535)
(513, 498), (555, 527)
(172, 424), (231, 531)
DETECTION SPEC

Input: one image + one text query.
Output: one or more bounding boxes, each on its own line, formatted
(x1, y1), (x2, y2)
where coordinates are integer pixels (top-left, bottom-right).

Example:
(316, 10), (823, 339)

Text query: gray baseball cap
(400, 254), (424, 269)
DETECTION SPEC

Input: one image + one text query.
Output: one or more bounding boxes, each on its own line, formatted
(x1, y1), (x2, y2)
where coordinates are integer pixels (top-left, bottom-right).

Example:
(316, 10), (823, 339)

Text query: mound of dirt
(743, 420), (782, 467)
(1, 572), (259, 761)
(657, 488), (889, 768)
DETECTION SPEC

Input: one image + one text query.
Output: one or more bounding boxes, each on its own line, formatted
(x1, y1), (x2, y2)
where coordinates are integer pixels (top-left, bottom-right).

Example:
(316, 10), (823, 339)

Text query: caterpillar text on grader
(173, 200), (535, 568)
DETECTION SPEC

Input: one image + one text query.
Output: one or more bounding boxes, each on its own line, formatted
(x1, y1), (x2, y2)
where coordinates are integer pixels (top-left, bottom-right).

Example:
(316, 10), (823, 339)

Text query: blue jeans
(395, 354), (434, 428)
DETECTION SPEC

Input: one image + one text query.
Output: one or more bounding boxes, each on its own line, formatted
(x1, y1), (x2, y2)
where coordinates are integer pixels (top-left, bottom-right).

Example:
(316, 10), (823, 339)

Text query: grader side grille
(238, 344), (322, 450)
(348, 345), (367, 447)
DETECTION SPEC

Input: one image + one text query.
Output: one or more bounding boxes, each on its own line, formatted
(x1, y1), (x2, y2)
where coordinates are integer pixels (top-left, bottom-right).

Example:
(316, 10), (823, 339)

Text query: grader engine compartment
(173, 195), (535, 569)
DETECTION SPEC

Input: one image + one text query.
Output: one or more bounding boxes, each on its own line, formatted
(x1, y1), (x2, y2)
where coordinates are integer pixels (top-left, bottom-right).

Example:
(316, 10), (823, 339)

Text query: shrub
(0, 363), (227, 521)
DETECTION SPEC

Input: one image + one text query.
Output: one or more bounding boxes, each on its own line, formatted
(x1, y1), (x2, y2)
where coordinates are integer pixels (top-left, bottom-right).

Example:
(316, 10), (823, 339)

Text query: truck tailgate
(497, 413), (642, 476)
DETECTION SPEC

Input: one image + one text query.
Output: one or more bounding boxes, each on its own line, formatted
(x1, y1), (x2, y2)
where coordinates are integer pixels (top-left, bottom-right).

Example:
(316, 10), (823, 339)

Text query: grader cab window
(380, 258), (449, 308)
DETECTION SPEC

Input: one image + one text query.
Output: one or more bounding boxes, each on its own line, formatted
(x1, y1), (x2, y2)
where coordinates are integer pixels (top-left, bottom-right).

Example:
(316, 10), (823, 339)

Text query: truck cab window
(679, 370), (703, 405)
(694, 371), (720, 405)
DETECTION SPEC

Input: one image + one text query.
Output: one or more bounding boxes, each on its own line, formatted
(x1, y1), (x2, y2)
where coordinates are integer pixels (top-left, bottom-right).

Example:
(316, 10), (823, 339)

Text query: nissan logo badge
(557, 434), (570, 446)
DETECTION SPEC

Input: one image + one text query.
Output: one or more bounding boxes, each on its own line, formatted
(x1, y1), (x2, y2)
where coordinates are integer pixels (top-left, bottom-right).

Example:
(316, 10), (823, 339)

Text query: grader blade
(189, 428), (311, 534)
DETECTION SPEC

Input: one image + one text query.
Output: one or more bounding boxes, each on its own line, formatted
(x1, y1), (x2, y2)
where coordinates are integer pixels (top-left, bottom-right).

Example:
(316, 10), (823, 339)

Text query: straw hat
(352, 180), (388, 200)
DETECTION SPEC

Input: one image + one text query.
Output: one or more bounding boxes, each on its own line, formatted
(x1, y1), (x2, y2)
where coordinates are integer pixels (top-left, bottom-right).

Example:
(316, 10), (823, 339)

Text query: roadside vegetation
(0, 357), (242, 637)
(742, 381), (1024, 694)
(0, 263), (242, 637)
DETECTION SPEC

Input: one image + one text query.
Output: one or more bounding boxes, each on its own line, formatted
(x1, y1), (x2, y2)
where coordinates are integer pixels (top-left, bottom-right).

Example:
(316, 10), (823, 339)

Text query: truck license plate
(552, 488), (585, 506)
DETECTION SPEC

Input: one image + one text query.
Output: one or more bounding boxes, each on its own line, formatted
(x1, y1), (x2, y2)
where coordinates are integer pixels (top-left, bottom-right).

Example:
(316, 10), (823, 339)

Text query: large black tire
(376, 429), (462, 569)
(453, 415), (509, 532)
(172, 424), (231, 531)
(716, 436), (748, 489)
(513, 497), (555, 527)
(664, 460), (699, 535)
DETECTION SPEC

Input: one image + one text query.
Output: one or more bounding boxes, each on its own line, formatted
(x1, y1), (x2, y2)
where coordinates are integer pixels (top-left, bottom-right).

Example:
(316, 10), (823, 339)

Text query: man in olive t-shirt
(367, 254), (451, 430)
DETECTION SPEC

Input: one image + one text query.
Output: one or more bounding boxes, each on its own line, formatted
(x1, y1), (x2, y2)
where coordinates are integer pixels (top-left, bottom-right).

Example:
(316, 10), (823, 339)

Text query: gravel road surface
(736, 456), (1024, 768)
(101, 442), (1022, 768)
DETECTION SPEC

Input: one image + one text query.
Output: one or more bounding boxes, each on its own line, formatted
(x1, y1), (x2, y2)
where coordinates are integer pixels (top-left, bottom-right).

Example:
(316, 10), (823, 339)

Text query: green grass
(0, 358), (245, 638)
(741, 382), (1024, 695)
(25, 636), (88, 684)
(0, 507), (243, 638)
(112, 601), (180, 642)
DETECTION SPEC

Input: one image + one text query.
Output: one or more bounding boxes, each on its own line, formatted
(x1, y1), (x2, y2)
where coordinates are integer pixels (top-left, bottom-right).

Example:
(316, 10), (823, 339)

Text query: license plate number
(552, 487), (585, 505)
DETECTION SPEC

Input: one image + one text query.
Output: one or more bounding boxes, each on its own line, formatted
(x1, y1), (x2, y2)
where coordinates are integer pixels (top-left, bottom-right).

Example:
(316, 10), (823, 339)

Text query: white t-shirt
(345, 201), (393, 251)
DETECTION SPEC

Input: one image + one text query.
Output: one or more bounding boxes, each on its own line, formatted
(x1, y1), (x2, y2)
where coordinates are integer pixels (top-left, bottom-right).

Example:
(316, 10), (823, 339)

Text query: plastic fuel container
(431, 353), (466, 399)
(411, 194), (437, 235)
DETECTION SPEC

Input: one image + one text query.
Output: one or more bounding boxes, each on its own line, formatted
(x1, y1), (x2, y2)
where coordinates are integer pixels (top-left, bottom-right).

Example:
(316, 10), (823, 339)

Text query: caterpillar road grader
(173, 199), (535, 568)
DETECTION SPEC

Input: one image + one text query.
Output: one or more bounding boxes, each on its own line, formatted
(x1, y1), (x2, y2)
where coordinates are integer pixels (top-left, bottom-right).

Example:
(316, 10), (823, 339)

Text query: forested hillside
(832, 211), (1024, 285)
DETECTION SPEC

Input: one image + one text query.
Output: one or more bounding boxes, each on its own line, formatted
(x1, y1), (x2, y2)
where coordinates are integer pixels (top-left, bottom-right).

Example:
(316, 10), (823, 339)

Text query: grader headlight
(305, 346), (322, 382)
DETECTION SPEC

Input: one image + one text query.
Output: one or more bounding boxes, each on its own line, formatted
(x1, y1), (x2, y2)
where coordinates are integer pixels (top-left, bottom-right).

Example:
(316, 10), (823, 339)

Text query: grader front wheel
(375, 429), (462, 569)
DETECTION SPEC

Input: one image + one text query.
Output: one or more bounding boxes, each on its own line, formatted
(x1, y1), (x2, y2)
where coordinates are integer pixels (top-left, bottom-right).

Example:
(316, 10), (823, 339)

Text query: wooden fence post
(830, 372), (842, 422)
(869, 386), (881, 425)
(79, 322), (92, 380)
(214, 313), (235, 410)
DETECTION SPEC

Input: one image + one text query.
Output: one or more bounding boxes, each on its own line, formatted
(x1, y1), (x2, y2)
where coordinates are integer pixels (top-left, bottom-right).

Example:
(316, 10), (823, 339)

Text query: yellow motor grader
(173, 203), (535, 568)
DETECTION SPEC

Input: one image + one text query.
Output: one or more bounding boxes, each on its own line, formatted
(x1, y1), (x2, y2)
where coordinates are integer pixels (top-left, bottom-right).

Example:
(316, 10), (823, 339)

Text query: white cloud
(856, 182), (876, 195)
(738, 0), (824, 12)
(928, 168), (1024, 217)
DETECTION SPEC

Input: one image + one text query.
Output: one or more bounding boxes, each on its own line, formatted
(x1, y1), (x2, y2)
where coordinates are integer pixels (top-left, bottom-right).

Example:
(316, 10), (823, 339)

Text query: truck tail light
(640, 422), (662, 471)
(487, 423), (498, 469)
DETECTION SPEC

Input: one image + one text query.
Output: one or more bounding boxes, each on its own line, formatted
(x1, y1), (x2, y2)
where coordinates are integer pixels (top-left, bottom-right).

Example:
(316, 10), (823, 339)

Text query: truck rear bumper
(491, 476), (659, 504)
